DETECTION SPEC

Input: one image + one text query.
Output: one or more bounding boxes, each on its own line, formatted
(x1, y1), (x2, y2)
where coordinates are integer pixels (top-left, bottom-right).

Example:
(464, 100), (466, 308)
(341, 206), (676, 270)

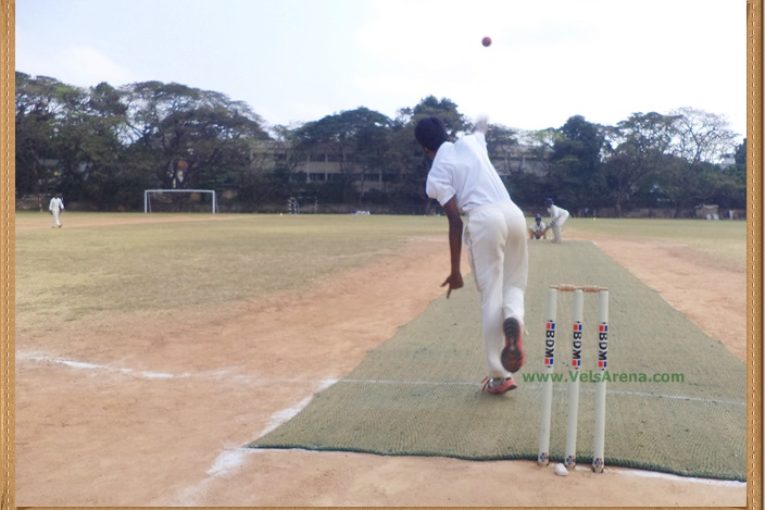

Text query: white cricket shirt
(48, 197), (64, 212)
(425, 132), (511, 214)
(547, 204), (569, 222)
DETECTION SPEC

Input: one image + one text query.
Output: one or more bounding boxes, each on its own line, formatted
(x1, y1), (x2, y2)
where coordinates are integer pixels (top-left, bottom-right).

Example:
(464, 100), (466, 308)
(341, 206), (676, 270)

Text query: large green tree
(602, 112), (676, 215)
(15, 73), (83, 202)
(547, 115), (607, 212)
(121, 81), (269, 194)
(655, 108), (741, 216)
(15, 71), (746, 214)
(15, 74), (133, 208)
(291, 107), (392, 203)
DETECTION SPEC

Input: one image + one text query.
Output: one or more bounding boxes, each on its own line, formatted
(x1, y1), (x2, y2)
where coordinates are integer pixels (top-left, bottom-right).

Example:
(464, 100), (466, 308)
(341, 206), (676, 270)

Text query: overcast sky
(16, 0), (746, 138)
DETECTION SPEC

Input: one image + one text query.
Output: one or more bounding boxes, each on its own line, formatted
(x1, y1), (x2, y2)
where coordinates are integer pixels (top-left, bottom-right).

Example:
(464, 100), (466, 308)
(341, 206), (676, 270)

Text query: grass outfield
(16, 212), (745, 331)
(15, 212), (443, 330)
(567, 218), (746, 270)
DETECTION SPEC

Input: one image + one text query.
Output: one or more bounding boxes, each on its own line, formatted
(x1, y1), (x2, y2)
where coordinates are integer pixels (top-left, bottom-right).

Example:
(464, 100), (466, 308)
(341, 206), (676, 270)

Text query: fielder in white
(48, 193), (65, 228)
(544, 198), (569, 243)
(415, 116), (528, 395)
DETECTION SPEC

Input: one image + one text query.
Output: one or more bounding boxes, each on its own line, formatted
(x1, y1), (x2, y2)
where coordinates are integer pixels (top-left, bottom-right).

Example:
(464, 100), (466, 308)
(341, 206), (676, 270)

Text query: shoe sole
(488, 384), (517, 394)
(482, 378), (518, 394)
(501, 317), (525, 373)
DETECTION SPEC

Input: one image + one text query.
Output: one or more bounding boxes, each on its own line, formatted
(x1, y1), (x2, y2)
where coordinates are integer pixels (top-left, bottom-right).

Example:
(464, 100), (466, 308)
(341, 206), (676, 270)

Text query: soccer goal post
(144, 189), (218, 214)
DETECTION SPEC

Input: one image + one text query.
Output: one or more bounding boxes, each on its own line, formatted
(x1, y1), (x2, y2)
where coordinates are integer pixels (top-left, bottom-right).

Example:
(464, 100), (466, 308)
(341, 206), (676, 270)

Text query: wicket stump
(537, 284), (610, 473)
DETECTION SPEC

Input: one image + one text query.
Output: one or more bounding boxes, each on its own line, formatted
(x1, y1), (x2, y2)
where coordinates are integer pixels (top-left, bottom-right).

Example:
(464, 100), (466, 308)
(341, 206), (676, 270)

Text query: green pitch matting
(249, 241), (746, 480)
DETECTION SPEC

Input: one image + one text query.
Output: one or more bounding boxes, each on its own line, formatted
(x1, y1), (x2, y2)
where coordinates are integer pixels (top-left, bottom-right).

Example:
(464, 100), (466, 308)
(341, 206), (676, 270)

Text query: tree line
(15, 72), (745, 216)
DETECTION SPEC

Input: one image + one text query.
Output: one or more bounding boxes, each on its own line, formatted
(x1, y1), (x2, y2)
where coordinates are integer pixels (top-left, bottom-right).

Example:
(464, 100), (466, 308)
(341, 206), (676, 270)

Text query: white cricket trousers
(551, 211), (569, 242)
(464, 201), (529, 379)
(51, 210), (61, 227)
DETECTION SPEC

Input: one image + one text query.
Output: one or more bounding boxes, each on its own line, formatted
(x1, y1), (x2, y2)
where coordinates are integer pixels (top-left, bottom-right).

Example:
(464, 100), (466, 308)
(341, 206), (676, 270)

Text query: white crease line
(18, 353), (178, 380)
(17, 352), (264, 384)
(606, 388), (745, 407)
(206, 447), (255, 477)
(170, 378), (339, 505)
(595, 465), (746, 487)
(17, 353), (300, 386)
(18, 352), (744, 407)
(336, 378), (745, 407)
(257, 378), (338, 438)
(170, 445), (261, 505)
(342, 377), (475, 387)
(259, 395), (314, 437)
(58, 359), (102, 370)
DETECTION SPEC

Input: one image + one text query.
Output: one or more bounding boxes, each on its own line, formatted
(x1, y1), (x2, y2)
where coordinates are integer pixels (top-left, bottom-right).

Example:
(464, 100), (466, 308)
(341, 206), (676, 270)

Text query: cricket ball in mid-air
(482, 36), (492, 47)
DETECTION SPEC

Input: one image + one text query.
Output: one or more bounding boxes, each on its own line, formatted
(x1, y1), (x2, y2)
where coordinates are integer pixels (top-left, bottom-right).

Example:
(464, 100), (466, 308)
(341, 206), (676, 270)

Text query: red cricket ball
(482, 36), (492, 47)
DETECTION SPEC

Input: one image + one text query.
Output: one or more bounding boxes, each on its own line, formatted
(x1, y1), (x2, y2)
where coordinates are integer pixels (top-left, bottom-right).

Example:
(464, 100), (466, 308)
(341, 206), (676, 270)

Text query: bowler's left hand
(441, 272), (464, 298)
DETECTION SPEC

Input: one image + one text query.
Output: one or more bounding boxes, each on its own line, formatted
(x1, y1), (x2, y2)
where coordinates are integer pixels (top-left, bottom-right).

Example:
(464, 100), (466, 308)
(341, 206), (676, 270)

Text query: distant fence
(14, 195), (746, 219)
(592, 207), (745, 220)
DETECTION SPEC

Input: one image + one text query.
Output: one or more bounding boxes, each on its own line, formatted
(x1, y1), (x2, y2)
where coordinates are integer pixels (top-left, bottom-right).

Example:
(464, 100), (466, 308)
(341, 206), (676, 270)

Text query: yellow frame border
(0, 0), (14, 509)
(747, 1), (763, 509)
(0, 1), (762, 509)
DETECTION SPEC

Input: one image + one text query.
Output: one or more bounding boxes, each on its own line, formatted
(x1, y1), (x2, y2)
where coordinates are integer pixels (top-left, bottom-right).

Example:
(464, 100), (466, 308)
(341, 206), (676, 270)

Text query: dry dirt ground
(14, 216), (748, 506)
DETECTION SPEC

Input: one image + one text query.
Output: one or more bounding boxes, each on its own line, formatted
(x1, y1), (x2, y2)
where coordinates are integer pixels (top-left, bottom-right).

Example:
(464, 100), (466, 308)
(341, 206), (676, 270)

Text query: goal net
(144, 189), (218, 213)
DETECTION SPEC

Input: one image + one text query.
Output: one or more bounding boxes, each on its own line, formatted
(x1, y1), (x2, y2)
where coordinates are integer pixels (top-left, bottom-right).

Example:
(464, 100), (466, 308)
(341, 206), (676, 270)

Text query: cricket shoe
(501, 317), (525, 373)
(481, 376), (517, 395)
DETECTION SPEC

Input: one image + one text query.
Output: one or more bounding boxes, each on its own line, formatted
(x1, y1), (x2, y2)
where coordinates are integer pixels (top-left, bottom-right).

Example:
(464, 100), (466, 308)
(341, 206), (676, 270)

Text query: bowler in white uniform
(415, 116), (528, 395)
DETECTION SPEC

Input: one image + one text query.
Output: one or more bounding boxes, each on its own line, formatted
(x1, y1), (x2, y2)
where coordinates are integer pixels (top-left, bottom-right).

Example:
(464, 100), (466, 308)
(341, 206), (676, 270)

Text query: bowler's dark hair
(414, 117), (449, 152)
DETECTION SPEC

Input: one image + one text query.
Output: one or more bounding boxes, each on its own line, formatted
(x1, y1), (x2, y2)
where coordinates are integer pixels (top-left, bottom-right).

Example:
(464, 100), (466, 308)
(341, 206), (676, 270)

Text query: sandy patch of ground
(568, 230), (747, 362)
(14, 218), (748, 506)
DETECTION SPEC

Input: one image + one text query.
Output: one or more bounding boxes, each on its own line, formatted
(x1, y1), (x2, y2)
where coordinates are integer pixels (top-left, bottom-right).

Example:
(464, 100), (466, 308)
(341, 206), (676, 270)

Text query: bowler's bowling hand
(441, 272), (464, 299)
(475, 116), (489, 134)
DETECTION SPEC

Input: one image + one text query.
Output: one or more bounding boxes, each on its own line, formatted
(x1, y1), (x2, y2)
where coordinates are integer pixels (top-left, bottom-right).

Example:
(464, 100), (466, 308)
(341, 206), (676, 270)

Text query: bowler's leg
(501, 203), (529, 371)
(466, 208), (512, 379)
